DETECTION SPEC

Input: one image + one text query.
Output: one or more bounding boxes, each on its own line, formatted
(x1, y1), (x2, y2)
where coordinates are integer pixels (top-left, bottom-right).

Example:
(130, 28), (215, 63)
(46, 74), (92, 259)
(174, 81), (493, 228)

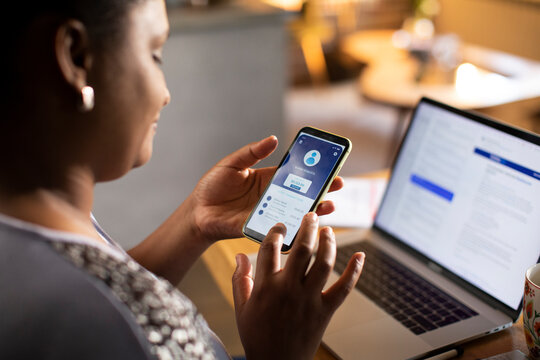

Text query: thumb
(232, 253), (254, 315)
(219, 135), (278, 170)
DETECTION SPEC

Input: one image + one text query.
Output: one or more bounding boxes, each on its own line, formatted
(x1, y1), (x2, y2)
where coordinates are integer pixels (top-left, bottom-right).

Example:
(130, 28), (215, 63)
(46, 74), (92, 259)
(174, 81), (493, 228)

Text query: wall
(435, 0), (540, 61)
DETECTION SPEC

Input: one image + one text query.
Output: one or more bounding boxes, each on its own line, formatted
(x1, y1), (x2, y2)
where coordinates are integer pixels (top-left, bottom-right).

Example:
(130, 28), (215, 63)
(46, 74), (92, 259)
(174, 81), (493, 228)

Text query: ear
(55, 19), (93, 92)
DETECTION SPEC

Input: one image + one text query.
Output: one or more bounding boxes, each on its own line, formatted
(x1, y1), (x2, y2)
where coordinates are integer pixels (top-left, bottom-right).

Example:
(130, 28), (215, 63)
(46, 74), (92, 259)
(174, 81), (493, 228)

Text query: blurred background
(93, 0), (540, 356)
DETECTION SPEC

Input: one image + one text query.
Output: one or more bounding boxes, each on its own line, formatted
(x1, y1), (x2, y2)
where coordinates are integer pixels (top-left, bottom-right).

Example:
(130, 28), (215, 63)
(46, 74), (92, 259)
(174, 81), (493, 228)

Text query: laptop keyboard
(335, 241), (478, 335)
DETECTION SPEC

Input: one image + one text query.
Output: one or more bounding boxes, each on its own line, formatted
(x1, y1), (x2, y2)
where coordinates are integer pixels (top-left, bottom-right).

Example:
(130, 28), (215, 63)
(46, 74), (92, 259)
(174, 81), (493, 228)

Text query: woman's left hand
(189, 135), (344, 244)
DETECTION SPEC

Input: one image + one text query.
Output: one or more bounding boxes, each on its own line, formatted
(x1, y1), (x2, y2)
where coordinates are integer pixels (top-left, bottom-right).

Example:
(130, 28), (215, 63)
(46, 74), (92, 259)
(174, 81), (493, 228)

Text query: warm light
(455, 63), (480, 96)
(262, 0), (303, 11)
(455, 63), (508, 99)
(413, 18), (434, 40)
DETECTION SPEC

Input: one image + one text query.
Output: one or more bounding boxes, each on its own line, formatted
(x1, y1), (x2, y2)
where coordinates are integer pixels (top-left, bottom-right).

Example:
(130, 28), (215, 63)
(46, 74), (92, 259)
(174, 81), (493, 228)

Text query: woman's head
(3, 0), (150, 110)
(1, 0), (170, 192)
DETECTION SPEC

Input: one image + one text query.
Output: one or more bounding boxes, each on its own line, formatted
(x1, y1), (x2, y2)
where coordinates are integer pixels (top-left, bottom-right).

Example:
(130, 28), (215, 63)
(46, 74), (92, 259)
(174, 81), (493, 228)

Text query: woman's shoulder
(0, 228), (155, 359)
(0, 222), (221, 359)
(50, 239), (219, 360)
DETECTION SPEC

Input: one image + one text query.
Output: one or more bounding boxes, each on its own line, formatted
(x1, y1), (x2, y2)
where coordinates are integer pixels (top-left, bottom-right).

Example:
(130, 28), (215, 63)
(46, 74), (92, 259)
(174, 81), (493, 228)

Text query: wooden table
(339, 29), (540, 163)
(201, 170), (529, 359)
(340, 29), (540, 110)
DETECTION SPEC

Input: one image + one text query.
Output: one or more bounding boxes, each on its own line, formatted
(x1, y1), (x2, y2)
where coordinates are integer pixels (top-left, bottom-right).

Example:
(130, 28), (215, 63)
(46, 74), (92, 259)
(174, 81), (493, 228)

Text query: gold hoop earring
(79, 85), (95, 112)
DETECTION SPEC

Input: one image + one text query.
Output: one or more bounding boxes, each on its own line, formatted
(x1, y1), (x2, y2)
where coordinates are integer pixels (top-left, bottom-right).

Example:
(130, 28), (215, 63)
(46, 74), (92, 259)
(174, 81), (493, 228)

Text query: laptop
(322, 97), (540, 359)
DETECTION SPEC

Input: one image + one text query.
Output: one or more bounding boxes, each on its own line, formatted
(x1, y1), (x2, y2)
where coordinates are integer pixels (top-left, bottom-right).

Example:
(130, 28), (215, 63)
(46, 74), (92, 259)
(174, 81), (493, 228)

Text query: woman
(0, 0), (364, 359)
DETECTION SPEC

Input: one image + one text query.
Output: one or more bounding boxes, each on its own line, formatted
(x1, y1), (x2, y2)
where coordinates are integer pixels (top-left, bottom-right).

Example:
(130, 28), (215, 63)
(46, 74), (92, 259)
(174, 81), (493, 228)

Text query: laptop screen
(375, 98), (540, 311)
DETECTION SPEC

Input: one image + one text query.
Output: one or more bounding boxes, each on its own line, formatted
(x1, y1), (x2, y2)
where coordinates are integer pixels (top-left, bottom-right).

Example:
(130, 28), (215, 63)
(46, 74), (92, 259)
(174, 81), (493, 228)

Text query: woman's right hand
(232, 213), (365, 360)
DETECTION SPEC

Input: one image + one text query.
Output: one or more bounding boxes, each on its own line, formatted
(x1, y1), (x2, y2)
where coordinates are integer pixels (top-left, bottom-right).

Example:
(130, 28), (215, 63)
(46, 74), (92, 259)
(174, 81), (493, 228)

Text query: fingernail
(321, 226), (334, 238)
(272, 223), (287, 235)
(306, 212), (318, 222)
(356, 253), (365, 267)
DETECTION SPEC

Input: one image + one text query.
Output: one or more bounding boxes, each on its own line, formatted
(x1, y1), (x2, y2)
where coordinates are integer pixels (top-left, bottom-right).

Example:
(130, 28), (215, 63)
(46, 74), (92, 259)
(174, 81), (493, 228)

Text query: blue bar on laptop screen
(410, 174), (454, 201)
(474, 148), (540, 181)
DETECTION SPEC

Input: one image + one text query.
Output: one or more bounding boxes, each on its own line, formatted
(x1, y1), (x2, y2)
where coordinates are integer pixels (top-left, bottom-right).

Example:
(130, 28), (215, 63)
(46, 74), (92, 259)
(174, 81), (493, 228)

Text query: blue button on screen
(410, 174), (454, 202)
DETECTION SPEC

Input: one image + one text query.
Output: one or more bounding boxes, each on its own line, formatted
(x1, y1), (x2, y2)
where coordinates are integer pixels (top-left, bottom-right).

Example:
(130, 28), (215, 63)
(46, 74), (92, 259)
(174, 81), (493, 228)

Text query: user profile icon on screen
(303, 150), (321, 167)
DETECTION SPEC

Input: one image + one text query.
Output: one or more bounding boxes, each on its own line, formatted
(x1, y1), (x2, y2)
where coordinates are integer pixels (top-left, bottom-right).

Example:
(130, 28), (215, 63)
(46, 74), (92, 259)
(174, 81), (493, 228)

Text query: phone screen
(243, 127), (350, 251)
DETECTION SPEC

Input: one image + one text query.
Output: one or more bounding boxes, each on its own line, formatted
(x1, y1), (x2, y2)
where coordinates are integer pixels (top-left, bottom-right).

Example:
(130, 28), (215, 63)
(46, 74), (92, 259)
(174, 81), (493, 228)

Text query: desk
(201, 170), (528, 359)
(339, 29), (540, 163)
(340, 29), (540, 110)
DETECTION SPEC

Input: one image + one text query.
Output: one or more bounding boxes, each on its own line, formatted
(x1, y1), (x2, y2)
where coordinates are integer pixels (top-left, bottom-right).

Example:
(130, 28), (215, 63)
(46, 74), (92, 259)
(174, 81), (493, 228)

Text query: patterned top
(0, 213), (230, 360)
(51, 240), (216, 360)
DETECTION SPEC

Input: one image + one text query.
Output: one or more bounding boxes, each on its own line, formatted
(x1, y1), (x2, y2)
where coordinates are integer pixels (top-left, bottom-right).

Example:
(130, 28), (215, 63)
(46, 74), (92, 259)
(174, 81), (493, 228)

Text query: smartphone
(242, 127), (352, 252)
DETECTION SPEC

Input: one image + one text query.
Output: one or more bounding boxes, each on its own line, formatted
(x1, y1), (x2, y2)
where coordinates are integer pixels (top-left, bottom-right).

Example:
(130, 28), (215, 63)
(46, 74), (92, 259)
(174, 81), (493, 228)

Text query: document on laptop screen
(376, 101), (540, 310)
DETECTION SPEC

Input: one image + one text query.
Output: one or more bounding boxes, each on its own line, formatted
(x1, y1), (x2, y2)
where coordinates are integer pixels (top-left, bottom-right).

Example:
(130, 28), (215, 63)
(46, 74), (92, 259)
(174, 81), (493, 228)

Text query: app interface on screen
(376, 102), (540, 309)
(246, 132), (345, 246)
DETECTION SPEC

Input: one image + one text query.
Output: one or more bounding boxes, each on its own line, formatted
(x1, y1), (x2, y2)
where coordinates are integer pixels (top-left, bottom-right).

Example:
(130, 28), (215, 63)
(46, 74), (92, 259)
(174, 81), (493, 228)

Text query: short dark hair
(14, 0), (145, 46)
(1, 0), (146, 104)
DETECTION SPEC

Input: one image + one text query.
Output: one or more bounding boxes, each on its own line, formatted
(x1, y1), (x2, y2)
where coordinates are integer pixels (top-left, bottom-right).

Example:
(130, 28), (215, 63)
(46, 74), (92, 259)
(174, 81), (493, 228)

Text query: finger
(304, 227), (336, 293)
(283, 212), (319, 280)
(327, 176), (344, 193)
(315, 200), (335, 216)
(219, 135), (278, 170)
(232, 253), (254, 315)
(255, 223), (285, 281)
(322, 252), (365, 311)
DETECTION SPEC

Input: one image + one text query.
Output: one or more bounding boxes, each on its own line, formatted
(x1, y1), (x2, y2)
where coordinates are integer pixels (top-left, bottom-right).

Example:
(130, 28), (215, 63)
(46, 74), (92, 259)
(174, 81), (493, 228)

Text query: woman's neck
(0, 167), (107, 245)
